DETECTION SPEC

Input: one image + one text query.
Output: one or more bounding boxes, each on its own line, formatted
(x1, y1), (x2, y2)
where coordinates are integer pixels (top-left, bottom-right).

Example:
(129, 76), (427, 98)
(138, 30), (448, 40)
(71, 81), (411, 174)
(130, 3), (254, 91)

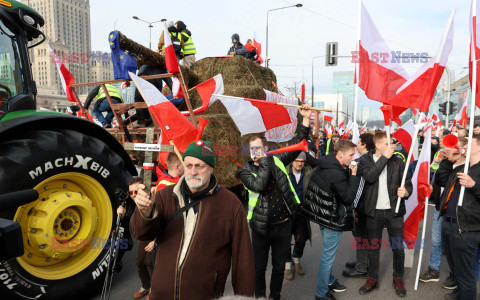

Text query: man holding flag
(436, 135), (480, 300)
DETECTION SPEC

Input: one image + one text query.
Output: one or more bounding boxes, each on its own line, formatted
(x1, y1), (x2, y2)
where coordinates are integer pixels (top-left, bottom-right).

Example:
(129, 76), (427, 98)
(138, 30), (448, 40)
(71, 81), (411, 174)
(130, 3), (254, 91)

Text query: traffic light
(448, 103), (457, 116)
(325, 42), (338, 66)
(439, 102), (447, 115)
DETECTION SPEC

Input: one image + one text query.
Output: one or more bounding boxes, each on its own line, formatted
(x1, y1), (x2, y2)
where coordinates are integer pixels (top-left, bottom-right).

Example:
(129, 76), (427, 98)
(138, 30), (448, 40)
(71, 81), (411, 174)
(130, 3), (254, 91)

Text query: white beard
(185, 176), (204, 189)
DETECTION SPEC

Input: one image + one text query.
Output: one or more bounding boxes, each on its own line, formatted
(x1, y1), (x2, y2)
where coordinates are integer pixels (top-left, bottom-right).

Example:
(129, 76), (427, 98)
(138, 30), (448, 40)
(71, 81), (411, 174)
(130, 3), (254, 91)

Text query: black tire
(0, 129), (132, 300)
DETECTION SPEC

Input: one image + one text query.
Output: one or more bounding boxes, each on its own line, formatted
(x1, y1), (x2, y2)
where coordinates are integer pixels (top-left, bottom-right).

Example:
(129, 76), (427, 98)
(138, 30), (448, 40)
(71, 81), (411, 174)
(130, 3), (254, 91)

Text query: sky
(88, 0), (472, 119)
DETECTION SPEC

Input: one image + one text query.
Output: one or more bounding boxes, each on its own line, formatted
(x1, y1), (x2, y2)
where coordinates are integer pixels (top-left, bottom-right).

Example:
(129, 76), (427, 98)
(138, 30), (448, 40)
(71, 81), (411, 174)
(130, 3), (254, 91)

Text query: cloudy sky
(89, 0), (471, 118)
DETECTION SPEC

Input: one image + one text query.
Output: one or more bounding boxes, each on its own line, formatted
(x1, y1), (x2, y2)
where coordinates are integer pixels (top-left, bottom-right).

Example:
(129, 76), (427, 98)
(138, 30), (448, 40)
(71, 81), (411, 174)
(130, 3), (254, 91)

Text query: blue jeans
(316, 226), (342, 297)
(92, 98), (119, 125)
(428, 208), (444, 270)
(473, 248), (480, 282)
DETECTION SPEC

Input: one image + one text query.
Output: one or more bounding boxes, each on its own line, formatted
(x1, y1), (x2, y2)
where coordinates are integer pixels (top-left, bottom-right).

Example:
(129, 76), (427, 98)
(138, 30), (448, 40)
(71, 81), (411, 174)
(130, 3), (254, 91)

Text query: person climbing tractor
(84, 83), (123, 128)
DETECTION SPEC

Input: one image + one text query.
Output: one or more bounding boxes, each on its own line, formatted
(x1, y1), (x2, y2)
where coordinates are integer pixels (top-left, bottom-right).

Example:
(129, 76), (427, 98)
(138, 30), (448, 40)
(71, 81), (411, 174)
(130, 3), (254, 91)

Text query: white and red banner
(384, 10), (455, 112)
(163, 23), (180, 74)
(455, 89), (470, 128)
(404, 125), (432, 249)
(181, 74), (224, 115)
(324, 112), (335, 122)
(393, 119), (416, 152)
(264, 90), (299, 142)
(470, 0), (480, 108)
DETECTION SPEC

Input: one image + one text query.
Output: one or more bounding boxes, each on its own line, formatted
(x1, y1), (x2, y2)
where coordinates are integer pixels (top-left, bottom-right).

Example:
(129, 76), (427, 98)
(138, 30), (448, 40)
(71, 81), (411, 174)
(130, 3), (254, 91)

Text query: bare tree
(283, 81), (302, 99)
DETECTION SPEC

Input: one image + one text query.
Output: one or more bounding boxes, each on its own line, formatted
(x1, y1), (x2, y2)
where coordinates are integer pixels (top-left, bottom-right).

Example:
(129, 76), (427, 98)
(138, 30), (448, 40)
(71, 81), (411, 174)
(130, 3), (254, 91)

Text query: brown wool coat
(130, 176), (255, 300)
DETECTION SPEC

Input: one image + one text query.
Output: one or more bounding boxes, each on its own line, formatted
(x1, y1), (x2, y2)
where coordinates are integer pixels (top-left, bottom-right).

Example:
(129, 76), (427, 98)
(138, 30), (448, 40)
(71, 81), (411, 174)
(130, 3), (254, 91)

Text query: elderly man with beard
(130, 140), (254, 300)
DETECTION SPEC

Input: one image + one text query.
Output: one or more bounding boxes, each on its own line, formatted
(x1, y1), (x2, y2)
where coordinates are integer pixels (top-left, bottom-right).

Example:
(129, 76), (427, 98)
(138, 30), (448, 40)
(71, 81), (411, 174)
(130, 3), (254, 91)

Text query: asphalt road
(92, 204), (479, 300)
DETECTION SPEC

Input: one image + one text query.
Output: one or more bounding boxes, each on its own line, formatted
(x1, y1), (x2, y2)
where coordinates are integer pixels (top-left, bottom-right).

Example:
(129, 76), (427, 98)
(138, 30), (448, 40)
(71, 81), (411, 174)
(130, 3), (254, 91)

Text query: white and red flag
(48, 45), (75, 103)
(360, 122), (367, 134)
(470, 0), (480, 108)
(253, 32), (264, 65)
(181, 74), (224, 116)
(129, 72), (197, 152)
(342, 120), (354, 139)
(337, 117), (345, 134)
(211, 95), (291, 136)
(301, 79), (306, 103)
(324, 112), (335, 122)
(163, 23), (180, 74)
(455, 89), (470, 128)
(404, 125), (432, 249)
(384, 10), (455, 112)
(393, 119), (416, 153)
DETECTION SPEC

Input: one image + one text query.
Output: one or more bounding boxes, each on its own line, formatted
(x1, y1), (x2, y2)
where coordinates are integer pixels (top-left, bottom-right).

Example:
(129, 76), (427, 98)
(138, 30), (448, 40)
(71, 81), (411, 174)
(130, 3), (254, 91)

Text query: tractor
(0, 1), (136, 299)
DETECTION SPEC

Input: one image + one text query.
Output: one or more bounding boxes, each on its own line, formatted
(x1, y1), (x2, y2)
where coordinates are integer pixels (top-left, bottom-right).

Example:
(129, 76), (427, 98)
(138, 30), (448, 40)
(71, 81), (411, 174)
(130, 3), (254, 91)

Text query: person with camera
(300, 140), (360, 300)
(436, 134), (480, 300)
(357, 131), (412, 298)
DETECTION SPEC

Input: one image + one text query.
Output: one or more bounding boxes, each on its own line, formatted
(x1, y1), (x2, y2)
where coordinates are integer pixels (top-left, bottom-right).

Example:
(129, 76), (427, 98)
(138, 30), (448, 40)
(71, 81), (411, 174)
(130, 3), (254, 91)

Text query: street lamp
(266, 3), (302, 68)
(311, 55), (323, 107)
(132, 16), (167, 49)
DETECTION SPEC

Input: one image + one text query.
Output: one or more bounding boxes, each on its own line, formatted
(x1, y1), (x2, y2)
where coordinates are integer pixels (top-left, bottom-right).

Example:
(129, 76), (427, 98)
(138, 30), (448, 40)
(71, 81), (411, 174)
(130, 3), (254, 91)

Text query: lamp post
(311, 55), (323, 107)
(266, 3), (302, 68)
(132, 16), (167, 49)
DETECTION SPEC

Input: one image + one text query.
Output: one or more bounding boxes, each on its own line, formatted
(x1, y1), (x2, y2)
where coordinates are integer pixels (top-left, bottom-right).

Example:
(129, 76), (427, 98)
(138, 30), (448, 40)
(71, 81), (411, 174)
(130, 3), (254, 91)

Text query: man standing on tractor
(84, 83), (123, 128)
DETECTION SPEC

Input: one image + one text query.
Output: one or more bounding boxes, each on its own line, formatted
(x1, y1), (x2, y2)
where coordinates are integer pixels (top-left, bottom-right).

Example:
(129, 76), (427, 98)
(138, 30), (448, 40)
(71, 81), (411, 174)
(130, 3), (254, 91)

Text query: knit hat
(296, 152), (306, 161)
(182, 140), (215, 168)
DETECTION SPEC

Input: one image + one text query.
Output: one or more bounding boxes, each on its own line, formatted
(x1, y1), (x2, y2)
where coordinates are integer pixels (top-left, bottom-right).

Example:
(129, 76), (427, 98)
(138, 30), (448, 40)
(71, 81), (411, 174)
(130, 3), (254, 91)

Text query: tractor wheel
(0, 128), (132, 299)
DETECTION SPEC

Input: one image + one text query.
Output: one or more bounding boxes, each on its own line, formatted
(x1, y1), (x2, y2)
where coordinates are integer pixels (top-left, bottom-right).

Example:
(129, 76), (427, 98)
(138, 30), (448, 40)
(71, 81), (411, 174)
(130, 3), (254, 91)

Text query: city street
(93, 204), (478, 300)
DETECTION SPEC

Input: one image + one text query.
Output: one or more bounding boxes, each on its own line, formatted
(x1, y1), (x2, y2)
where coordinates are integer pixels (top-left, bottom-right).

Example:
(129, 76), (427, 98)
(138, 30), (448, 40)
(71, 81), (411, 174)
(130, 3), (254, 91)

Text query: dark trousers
(251, 221), (292, 300)
(366, 209), (405, 279)
(442, 220), (480, 300)
(136, 240), (154, 290)
(286, 216), (309, 261)
(352, 213), (369, 273)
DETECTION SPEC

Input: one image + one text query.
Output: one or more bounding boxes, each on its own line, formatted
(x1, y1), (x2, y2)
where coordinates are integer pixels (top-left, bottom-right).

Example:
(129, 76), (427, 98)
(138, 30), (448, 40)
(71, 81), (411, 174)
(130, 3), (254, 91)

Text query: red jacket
(155, 169), (180, 192)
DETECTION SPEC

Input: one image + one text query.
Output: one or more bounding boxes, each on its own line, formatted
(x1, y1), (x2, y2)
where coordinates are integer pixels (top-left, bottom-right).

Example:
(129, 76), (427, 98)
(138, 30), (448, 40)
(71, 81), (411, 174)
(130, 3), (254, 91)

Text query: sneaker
(294, 263), (305, 275)
(315, 291), (336, 300)
(444, 290), (460, 300)
(345, 261), (356, 269)
(419, 267), (440, 283)
(441, 273), (458, 290)
(393, 276), (406, 298)
(328, 279), (346, 293)
(342, 268), (368, 278)
(133, 288), (150, 299)
(284, 268), (294, 281)
(359, 277), (378, 295)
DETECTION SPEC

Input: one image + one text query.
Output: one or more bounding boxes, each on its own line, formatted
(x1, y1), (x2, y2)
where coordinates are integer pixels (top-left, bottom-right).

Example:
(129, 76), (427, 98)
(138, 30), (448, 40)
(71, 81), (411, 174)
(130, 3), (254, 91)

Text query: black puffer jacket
(357, 151), (413, 218)
(300, 153), (360, 231)
(436, 159), (480, 232)
(238, 124), (310, 236)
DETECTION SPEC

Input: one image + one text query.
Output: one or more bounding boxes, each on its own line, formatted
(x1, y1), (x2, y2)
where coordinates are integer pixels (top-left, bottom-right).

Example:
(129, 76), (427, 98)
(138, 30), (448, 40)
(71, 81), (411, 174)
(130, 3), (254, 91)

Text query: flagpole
(395, 122), (422, 213)
(211, 94), (333, 112)
(353, 0), (361, 124)
(459, 3), (477, 206)
(414, 196), (430, 291)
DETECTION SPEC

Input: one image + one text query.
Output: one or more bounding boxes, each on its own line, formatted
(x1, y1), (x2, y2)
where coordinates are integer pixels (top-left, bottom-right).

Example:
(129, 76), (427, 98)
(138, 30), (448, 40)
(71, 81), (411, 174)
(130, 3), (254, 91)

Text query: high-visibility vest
(394, 151), (406, 163)
(97, 84), (122, 102)
(431, 150), (442, 171)
(325, 138), (333, 155)
(245, 156), (300, 220)
(154, 179), (176, 194)
(181, 32), (196, 55)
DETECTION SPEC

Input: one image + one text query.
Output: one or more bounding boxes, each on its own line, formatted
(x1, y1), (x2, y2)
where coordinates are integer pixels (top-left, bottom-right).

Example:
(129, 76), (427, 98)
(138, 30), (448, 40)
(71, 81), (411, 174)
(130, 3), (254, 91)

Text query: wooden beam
(71, 74), (173, 88)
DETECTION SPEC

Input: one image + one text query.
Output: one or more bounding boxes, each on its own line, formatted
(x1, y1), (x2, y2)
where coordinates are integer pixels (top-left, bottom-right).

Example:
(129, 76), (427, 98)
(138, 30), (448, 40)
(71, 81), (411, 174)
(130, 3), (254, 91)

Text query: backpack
(170, 32), (182, 55)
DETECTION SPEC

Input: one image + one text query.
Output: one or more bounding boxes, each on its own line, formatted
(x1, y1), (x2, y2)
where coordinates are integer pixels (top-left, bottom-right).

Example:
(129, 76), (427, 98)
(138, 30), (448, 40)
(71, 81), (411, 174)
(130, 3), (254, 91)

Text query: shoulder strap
(164, 199), (200, 228)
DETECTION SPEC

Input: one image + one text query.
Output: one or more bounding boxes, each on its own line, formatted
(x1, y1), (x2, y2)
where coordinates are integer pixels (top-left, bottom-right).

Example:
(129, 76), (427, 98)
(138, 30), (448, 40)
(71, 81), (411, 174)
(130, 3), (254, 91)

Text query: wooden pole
(176, 69), (197, 126)
(169, 140), (185, 167)
(143, 128), (154, 195)
(211, 94), (333, 112)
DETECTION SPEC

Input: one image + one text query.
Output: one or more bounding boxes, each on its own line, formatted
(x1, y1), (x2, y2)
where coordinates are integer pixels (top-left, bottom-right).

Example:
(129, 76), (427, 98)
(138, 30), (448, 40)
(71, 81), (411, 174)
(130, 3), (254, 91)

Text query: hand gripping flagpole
(395, 122), (422, 213)
(459, 2), (478, 207)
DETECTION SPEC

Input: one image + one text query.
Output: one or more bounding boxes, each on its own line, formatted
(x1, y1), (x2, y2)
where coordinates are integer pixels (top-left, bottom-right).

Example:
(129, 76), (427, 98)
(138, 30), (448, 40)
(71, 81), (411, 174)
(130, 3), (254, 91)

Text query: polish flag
(338, 118), (345, 133)
(384, 10), (455, 112)
(360, 122), (367, 134)
(470, 0), (480, 107)
(324, 112), (335, 122)
(129, 72), (197, 151)
(393, 119), (416, 152)
(342, 121), (353, 139)
(253, 32), (264, 64)
(357, 2), (409, 101)
(455, 89), (470, 128)
(212, 95), (291, 136)
(404, 125), (432, 249)
(48, 45), (75, 103)
(163, 23), (180, 74)
(181, 74), (224, 115)
(301, 79), (306, 103)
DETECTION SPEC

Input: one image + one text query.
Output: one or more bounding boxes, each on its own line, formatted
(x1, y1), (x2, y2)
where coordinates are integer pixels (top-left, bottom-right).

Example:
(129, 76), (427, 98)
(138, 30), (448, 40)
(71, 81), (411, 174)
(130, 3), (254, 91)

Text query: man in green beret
(130, 140), (255, 300)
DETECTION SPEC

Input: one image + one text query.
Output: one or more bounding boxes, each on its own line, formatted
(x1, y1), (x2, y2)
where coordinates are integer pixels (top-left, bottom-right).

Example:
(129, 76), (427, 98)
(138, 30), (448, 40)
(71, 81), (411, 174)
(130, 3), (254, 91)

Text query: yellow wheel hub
(14, 173), (113, 280)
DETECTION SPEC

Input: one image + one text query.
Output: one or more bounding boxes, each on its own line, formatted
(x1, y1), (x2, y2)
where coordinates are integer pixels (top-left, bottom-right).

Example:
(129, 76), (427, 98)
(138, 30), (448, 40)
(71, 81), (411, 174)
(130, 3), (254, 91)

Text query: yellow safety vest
(97, 84), (122, 102)
(245, 156), (300, 220)
(430, 150), (442, 171)
(325, 138), (333, 155)
(181, 32), (196, 55)
(154, 179), (176, 194)
(394, 151), (406, 163)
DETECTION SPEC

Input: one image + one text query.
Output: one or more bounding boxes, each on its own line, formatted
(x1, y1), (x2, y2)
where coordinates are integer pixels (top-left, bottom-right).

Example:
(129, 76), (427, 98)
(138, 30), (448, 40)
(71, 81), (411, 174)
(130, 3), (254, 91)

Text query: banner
(264, 90), (298, 142)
